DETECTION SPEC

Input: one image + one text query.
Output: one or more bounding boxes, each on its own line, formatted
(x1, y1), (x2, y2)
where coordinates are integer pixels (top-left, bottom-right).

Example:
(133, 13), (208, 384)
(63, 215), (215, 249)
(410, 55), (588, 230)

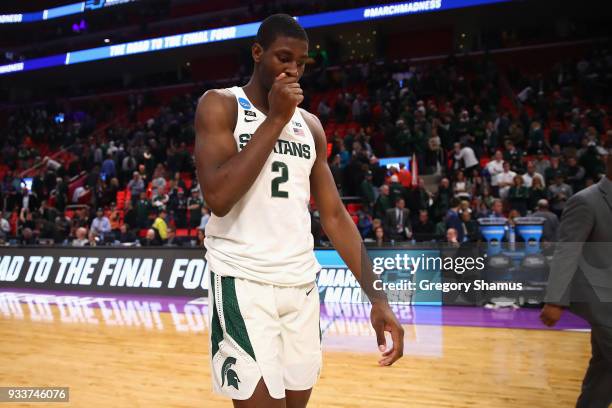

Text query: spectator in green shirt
(188, 189), (203, 228)
(360, 171), (376, 212)
(135, 192), (151, 229)
(508, 175), (530, 215)
(374, 184), (392, 220)
(528, 176), (547, 212)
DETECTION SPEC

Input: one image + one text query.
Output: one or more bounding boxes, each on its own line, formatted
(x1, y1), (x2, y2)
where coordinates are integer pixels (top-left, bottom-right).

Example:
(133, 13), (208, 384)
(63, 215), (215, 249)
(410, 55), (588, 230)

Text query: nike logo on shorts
(306, 287), (315, 296)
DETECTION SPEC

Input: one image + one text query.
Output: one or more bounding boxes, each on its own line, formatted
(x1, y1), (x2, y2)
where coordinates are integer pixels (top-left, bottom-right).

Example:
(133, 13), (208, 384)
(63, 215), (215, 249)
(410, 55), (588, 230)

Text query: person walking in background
(541, 151), (612, 408)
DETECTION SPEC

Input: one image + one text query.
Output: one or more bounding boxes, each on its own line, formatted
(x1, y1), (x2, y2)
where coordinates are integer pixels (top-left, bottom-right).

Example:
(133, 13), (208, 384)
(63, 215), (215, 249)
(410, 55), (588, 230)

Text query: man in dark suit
(412, 210), (436, 242)
(164, 227), (183, 247)
(384, 197), (411, 241)
(541, 151), (612, 408)
(445, 198), (464, 242)
(531, 199), (560, 242)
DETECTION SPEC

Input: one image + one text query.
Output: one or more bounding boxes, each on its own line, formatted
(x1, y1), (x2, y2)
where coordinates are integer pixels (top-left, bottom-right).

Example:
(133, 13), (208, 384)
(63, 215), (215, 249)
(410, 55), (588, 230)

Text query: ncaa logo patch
(238, 97), (251, 110)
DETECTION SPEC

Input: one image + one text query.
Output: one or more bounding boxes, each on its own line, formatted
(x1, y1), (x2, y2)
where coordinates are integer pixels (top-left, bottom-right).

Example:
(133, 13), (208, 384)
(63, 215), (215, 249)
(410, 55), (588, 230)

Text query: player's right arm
(194, 73), (303, 217)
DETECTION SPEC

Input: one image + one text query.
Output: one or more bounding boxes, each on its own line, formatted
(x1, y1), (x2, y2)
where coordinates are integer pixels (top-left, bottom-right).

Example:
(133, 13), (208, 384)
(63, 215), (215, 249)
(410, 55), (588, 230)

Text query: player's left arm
(303, 109), (404, 366)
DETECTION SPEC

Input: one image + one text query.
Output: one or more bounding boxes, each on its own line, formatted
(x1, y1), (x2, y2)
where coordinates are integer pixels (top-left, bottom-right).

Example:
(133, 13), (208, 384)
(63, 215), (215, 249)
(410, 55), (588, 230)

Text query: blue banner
(314, 249), (444, 305)
(0, 0), (136, 24)
(0, 0), (513, 76)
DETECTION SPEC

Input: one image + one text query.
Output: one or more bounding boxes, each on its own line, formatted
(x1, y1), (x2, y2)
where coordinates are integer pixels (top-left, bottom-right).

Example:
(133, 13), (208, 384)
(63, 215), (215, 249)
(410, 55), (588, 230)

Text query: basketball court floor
(0, 289), (590, 407)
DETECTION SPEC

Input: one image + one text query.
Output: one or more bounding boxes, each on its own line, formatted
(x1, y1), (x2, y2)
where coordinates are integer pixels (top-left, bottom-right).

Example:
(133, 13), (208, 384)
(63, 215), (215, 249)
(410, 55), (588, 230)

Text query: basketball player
(194, 14), (404, 408)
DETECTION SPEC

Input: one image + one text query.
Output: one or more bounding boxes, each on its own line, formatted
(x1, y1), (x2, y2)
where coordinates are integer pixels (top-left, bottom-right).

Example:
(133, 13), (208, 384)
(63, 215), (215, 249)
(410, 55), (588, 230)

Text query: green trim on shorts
(210, 272), (223, 357)
(221, 276), (257, 361)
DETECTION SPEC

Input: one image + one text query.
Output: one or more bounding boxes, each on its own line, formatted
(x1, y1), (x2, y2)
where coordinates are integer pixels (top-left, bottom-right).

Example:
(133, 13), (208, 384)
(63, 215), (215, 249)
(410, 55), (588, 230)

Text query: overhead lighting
(104, 38), (110, 43)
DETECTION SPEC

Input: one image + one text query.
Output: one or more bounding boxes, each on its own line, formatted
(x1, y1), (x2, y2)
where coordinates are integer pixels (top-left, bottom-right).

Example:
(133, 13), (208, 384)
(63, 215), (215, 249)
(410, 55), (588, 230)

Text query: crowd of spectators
(312, 47), (610, 245)
(0, 92), (209, 247)
(1, 45), (610, 247)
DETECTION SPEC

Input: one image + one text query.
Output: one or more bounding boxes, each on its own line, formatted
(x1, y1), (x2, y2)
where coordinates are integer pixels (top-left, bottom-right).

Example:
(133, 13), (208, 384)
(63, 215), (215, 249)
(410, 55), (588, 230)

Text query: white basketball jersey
(204, 86), (321, 286)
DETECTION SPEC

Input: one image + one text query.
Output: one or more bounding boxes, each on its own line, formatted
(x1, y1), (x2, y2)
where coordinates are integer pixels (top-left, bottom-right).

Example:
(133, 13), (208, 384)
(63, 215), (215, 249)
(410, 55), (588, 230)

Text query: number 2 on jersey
(271, 161), (289, 198)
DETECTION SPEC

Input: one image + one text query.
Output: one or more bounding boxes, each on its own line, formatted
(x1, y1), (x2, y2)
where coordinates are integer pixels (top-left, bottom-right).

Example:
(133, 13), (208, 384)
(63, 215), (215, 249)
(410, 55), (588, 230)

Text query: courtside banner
(318, 242), (553, 306)
(1, 243), (562, 305)
(0, 247), (208, 297)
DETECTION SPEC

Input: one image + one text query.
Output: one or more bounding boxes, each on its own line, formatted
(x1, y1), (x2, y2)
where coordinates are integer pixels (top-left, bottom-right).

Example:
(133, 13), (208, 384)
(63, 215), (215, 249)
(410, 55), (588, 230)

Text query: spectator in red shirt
(397, 162), (412, 188)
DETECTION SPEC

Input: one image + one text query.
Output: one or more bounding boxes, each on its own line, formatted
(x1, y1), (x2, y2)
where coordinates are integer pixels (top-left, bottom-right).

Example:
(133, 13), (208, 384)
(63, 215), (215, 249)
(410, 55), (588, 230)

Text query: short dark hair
(255, 14), (308, 49)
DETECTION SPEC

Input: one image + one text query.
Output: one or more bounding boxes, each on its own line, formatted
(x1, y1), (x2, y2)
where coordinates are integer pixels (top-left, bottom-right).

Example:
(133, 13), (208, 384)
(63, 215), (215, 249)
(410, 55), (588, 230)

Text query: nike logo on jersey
(244, 110), (258, 122)
(306, 287), (315, 296)
(244, 117), (258, 122)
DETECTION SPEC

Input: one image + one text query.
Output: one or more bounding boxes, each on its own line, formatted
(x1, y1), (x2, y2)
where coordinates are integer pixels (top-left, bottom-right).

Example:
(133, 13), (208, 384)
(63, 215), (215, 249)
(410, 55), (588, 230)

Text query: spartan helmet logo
(221, 357), (240, 390)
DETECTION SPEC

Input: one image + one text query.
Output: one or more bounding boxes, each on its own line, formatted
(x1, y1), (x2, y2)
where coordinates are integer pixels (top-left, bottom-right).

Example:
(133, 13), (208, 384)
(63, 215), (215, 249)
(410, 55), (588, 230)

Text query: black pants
(576, 324), (612, 408)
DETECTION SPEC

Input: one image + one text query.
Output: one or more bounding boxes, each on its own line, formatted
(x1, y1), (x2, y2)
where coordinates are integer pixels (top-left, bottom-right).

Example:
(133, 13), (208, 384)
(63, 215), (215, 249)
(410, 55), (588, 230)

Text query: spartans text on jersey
(238, 133), (311, 159)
